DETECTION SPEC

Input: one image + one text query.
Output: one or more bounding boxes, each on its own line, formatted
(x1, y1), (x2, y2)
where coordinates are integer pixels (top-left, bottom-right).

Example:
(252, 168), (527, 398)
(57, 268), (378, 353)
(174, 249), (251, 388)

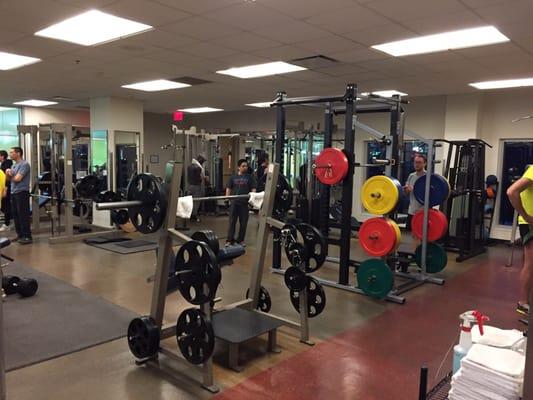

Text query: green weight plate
(415, 243), (448, 274)
(357, 259), (393, 299)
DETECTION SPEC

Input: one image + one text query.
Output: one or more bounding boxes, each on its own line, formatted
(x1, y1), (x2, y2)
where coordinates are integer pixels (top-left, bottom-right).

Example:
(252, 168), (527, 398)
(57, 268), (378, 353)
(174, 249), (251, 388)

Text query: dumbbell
(2, 275), (39, 297)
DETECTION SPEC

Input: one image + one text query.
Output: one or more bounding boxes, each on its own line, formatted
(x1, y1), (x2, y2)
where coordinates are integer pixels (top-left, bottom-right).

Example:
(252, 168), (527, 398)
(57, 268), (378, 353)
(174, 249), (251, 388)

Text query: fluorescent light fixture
(122, 79), (190, 92)
(372, 26), (509, 57)
(0, 51), (41, 71)
(245, 102), (272, 108)
(217, 61), (306, 79)
(13, 99), (58, 107)
(35, 10), (152, 46)
(0, 107), (15, 111)
(179, 107), (223, 113)
(469, 78), (533, 90)
(362, 90), (407, 98)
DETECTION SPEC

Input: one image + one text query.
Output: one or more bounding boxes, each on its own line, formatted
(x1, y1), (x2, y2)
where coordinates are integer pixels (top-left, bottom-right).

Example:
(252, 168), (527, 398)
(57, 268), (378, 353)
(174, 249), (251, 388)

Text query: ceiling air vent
(290, 55), (338, 70)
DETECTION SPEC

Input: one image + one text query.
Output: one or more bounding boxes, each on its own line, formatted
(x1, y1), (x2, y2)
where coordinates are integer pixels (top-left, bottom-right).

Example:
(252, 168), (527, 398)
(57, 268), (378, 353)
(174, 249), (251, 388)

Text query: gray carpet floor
(2, 263), (139, 371)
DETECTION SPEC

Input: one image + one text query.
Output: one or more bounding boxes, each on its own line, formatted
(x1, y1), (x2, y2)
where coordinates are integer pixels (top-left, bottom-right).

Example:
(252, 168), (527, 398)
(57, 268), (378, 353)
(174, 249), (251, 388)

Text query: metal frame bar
(17, 125), (40, 233)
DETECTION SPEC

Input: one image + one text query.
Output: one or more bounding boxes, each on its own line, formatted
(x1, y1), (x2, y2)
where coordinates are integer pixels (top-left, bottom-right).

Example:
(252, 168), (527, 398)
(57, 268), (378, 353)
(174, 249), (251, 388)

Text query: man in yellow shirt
(0, 168), (5, 209)
(507, 165), (533, 315)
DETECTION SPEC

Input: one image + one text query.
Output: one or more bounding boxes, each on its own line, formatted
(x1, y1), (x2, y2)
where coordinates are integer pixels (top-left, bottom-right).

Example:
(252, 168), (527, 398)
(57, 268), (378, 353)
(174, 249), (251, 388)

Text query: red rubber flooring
(215, 252), (523, 400)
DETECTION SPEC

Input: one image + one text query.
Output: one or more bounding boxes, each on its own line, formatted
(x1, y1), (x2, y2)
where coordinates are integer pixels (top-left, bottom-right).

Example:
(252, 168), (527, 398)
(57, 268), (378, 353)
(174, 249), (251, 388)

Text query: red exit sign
(173, 111), (184, 121)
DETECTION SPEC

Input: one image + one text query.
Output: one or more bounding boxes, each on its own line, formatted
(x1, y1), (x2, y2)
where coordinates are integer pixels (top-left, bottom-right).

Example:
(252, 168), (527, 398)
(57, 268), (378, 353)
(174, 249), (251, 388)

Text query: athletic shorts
(406, 214), (413, 231)
(519, 224), (533, 246)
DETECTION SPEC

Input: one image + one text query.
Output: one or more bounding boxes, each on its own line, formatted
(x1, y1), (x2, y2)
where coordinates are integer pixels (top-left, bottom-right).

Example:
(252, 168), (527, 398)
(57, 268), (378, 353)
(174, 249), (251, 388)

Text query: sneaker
(18, 237), (33, 245)
(517, 303), (530, 316)
(225, 241), (233, 247)
(0, 224), (9, 232)
(239, 242), (246, 248)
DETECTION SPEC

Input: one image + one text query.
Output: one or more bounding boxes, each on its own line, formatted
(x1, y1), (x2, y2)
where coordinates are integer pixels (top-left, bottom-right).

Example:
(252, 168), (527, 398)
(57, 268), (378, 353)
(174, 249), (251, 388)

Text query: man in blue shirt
(226, 159), (256, 247)
(6, 147), (32, 244)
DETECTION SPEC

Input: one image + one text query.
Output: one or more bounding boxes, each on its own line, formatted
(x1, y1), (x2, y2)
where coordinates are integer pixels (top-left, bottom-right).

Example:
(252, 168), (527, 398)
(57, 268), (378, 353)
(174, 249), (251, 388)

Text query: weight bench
(212, 307), (283, 372)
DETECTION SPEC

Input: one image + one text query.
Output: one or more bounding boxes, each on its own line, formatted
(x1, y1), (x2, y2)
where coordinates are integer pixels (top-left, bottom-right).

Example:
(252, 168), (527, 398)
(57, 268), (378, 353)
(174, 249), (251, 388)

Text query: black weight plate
(296, 223), (327, 273)
(75, 175), (101, 199)
(258, 174), (293, 217)
(191, 230), (220, 255)
(114, 209), (130, 225)
(2, 275), (20, 295)
(127, 173), (168, 234)
(285, 242), (308, 267)
(98, 190), (120, 203)
(17, 278), (38, 297)
(176, 308), (215, 365)
(284, 266), (307, 291)
(246, 286), (272, 313)
(289, 276), (326, 318)
(174, 240), (221, 305)
(127, 316), (160, 360)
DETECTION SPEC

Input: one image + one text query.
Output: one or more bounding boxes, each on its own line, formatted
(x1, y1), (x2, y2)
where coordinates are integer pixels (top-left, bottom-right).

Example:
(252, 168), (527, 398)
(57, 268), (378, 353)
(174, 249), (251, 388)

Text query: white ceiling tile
(214, 53), (272, 70)
(254, 0), (356, 19)
(340, 23), (417, 46)
(210, 33), (282, 52)
(180, 41), (237, 59)
(454, 42), (526, 59)
(295, 35), (362, 55)
(402, 51), (466, 65)
(3, 36), (80, 59)
(103, 0), (191, 26)
(251, 45), (313, 60)
(365, 0), (466, 22)
(0, 30), (30, 45)
(400, 10), (486, 35)
(473, 0), (533, 24)
(160, 16), (244, 40)
(52, 0), (118, 8)
(204, 2), (296, 30)
(253, 21), (330, 45)
(316, 63), (369, 77)
(329, 48), (390, 63)
(305, 4), (391, 34)
(460, 0), (511, 8)
(152, 0), (242, 15)
(109, 29), (199, 52)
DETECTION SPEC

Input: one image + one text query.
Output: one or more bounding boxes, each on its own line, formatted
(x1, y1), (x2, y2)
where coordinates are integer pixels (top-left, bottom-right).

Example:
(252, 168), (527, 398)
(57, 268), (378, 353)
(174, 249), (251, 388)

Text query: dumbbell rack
(125, 161), (313, 392)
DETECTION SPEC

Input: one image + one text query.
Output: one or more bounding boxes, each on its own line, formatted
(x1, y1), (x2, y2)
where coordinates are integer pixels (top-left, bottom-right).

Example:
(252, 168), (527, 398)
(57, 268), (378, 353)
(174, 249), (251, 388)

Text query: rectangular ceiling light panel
(0, 51), (41, 70)
(122, 79), (190, 92)
(217, 61), (306, 79)
(469, 78), (533, 89)
(179, 107), (223, 113)
(372, 26), (509, 57)
(13, 99), (58, 107)
(35, 10), (152, 46)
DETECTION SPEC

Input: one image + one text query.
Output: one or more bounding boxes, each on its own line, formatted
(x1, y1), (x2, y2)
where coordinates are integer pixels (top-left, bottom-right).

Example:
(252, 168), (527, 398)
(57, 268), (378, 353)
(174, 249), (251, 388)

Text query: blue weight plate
(413, 174), (449, 207)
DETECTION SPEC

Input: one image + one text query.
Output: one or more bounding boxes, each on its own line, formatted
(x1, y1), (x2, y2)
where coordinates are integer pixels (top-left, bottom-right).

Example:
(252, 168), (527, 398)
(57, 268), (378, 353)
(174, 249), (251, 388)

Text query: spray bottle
(453, 310), (489, 374)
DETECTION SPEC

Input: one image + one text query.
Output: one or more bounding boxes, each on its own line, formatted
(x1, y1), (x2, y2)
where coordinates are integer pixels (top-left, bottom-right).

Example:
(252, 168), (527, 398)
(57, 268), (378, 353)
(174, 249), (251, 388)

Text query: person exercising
(0, 150), (12, 231)
(507, 165), (533, 315)
(187, 154), (207, 222)
(403, 154), (427, 232)
(6, 147), (32, 244)
(226, 159), (256, 247)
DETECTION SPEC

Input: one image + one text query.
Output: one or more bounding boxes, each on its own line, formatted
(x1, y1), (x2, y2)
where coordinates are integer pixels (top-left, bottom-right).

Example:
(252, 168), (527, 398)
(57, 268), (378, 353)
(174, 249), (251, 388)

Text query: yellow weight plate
(361, 176), (400, 215)
(387, 219), (402, 250)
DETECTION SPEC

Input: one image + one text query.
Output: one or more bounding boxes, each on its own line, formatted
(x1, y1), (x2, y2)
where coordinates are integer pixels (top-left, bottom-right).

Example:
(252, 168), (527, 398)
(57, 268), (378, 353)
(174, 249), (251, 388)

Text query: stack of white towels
(449, 326), (525, 400)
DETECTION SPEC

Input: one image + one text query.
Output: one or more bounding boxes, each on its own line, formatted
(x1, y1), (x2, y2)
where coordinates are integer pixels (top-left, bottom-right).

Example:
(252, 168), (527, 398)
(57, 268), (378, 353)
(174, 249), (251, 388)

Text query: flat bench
(212, 307), (283, 372)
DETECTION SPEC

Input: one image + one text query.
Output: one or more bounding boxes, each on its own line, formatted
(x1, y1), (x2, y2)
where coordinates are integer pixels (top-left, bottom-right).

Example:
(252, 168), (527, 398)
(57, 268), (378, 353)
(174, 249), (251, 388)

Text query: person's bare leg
(519, 240), (533, 306)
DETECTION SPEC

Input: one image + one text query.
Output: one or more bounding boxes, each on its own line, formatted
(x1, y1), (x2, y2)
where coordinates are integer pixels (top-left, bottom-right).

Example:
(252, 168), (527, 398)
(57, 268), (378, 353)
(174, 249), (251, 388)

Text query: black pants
(227, 202), (249, 243)
(1, 189), (11, 226)
(11, 191), (31, 239)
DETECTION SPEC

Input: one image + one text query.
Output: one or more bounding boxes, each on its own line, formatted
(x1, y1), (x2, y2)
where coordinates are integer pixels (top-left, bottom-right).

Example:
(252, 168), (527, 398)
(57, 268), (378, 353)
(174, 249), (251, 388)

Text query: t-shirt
(407, 171), (424, 215)
(518, 165), (533, 225)
(226, 174), (256, 205)
(187, 163), (203, 186)
(11, 160), (31, 193)
(0, 170), (5, 208)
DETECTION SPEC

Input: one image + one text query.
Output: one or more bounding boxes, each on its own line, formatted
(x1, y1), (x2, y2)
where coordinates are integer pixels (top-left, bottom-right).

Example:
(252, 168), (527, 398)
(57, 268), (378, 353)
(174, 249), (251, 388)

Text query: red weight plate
(359, 217), (398, 256)
(314, 148), (349, 185)
(411, 209), (448, 242)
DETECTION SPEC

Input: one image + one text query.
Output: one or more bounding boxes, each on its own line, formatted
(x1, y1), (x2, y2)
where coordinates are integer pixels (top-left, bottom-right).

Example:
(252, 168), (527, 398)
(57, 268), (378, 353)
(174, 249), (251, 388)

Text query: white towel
(465, 344), (525, 378)
(248, 191), (264, 209)
(472, 325), (523, 349)
(177, 195), (193, 219)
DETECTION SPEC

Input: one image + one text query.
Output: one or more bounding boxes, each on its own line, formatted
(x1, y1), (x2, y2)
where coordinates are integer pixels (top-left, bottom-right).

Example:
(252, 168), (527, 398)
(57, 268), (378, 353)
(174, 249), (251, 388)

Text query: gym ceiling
(0, 0), (532, 112)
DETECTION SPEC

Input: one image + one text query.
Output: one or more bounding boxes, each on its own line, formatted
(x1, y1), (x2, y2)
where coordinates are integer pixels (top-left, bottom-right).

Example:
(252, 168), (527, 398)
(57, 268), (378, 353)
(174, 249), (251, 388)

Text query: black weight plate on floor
(2, 275), (20, 295)
(75, 175), (101, 199)
(127, 316), (160, 360)
(191, 230), (220, 255)
(114, 209), (130, 225)
(17, 278), (38, 297)
(289, 276), (326, 318)
(176, 308), (215, 365)
(127, 173), (168, 234)
(296, 223), (327, 273)
(284, 266), (307, 291)
(174, 240), (221, 305)
(246, 286), (272, 313)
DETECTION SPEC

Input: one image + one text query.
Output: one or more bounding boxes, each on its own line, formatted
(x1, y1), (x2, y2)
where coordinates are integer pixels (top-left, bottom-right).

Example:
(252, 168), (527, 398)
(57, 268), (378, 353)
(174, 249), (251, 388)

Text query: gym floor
(4, 215), (522, 400)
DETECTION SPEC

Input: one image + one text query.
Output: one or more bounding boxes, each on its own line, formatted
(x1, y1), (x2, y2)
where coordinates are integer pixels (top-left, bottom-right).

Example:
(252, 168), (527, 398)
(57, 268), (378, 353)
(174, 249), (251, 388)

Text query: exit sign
(173, 111), (184, 121)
